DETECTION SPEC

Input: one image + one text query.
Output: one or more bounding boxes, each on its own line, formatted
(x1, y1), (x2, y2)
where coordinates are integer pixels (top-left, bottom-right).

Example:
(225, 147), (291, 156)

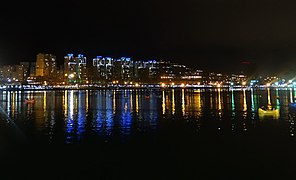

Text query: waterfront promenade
(0, 84), (293, 91)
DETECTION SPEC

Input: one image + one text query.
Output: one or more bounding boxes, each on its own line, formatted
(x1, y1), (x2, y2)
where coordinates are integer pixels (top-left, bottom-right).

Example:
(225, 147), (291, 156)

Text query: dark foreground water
(0, 88), (296, 179)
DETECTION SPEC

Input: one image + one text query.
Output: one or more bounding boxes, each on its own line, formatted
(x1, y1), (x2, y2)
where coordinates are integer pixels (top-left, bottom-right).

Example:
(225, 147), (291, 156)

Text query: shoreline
(0, 84), (294, 91)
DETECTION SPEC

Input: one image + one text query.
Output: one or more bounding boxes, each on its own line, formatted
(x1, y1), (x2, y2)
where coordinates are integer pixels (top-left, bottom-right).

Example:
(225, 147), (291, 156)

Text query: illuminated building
(120, 57), (133, 81)
(231, 73), (247, 85)
(147, 60), (159, 79)
(171, 63), (187, 79)
(136, 61), (147, 81)
(92, 56), (140, 83)
(0, 65), (13, 83)
(135, 60), (159, 83)
(113, 57), (134, 82)
(181, 69), (204, 84)
(14, 65), (25, 82)
(93, 56), (113, 82)
(0, 62), (31, 84)
(159, 61), (174, 81)
(55, 65), (65, 84)
(29, 62), (36, 77)
(27, 62), (37, 83)
(19, 62), (30, 83)
(35, 53), (57, 83)
(64, 54), (88, 84)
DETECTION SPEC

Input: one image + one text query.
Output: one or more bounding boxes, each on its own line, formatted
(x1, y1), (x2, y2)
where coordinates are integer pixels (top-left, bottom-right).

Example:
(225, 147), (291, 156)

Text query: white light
(69, 74), (75, 78)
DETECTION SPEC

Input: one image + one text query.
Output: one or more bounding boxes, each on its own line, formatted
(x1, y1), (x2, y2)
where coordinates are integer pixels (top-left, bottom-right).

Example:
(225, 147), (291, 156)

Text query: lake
(0, 88), (295, 179)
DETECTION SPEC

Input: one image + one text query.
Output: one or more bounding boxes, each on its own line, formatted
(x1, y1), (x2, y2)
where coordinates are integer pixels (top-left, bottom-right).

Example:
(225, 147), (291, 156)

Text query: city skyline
(2, 1), (296, 179)
(1, 0), (296, 74)
(3, 52), (296, 89)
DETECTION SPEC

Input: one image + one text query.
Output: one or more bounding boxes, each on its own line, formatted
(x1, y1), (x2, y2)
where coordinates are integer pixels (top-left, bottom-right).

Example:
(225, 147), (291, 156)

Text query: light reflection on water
(0, 88), (296, 144)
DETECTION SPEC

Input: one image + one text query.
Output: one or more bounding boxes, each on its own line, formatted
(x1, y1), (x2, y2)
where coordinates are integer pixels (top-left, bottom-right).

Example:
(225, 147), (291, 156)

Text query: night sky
(1, 0), (296, 74)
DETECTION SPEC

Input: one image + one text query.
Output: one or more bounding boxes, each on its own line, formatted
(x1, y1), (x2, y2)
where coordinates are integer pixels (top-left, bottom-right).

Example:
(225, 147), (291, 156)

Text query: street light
(69, 74), (75, 79)
(68, 74), (75, 85)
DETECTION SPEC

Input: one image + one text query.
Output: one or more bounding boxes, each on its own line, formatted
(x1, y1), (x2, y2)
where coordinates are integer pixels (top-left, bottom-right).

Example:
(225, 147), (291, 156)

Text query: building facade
(35, 53), (57, 83)
(64, 54), (88, 84)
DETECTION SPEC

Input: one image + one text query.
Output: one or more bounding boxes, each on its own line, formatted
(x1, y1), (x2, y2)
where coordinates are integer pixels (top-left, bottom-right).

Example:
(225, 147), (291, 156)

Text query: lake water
(1, 88), (296, 179)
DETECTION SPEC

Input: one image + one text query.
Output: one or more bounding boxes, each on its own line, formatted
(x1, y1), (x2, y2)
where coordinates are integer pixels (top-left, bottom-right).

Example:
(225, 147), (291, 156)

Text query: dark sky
(1, 0), (296, 74)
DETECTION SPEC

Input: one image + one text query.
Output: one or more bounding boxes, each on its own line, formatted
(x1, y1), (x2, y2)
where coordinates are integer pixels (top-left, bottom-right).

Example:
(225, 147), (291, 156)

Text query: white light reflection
(11, 91), (15, 117)
(69, 90), (74, 119)
(6, 91), (10, 116)
(243, 89), (247, 111)
(290, 88), (293, 103)
(182, 89), (185, 116)
(218, 88), (222, 110)
(162, 90), (166, 115)
(267, 88), (271, 105)
(66, 90), (75, 143)
(251, 88), (254, 111)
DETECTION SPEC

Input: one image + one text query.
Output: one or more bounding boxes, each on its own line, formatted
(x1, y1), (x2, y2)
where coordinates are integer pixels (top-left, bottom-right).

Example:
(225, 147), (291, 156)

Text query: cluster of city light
(2, 52), (296, 89)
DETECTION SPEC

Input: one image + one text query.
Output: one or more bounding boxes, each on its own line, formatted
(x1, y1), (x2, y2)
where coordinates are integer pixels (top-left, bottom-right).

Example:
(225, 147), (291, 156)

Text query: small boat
(258, 106), (279, 118)
(25, 98), (36, 103)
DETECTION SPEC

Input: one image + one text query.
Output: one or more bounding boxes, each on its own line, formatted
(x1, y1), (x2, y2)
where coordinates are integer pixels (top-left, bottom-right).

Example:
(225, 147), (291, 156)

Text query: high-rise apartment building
(64, 54), (88, 84)
(35, 53), (56, 78)
(93, 56), (113, 82)
(29, 62), (36, 77)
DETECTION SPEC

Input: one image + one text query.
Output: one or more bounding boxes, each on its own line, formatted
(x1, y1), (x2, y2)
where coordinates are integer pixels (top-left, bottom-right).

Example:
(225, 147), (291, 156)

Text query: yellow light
(112, 81), (116, 84)
(181, 83), (185, 87)
(69, 74), (74, 78)
(161, 83), (166, 87)
(242, 81), (246, 86)
(86, 81), (89, 84)
(171, 82), (175, 86)
(266, 83), (271, 87)
(217, 83), (221, 88)
(135, 83), (139, 87)
(64, 74), (68, 77)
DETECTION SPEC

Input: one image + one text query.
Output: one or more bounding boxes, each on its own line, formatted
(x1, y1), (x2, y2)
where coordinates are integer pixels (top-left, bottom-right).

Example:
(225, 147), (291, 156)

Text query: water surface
(0, 88), (295, 179)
